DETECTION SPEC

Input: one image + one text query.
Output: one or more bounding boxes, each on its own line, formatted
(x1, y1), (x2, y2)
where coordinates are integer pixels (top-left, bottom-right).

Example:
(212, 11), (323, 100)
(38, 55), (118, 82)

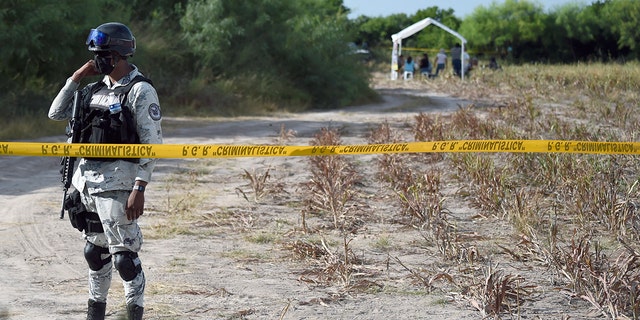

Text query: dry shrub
(451, 153), (508, 216)
(500, 188), (546, 237)
(285, 237), (378, 291)
(369, 121), (448, 224)
(395, 257), (456, 293)
(412, 112), (446, 162)
(367, 120), (403, 144)
(413, 112), (446, 142)
(304, 127), (360, 229)
(507, 153), (577, 192)
(466, 264), (535, 318)
(553, 234), (607, 293)
(420, 227), (482, 264)
(490, 95), (542, 135)
(563, 156), (640, 236)
(580, 254), (640, 318)
(497, 234), (552, 265)
(275, 123), (297, 144)
(236, 167), (284, 203)
(395, 170), (471, 260)
(536, 114), (601, 141)
(450, 105), (499, 139)
(284, 239), (328, 260)
(552, 234), (640, 318)
(367, 120), (409, 184)
(368, 122), (444, 224)
(395, 170), (443, 224)
(408, 64), (640, 318)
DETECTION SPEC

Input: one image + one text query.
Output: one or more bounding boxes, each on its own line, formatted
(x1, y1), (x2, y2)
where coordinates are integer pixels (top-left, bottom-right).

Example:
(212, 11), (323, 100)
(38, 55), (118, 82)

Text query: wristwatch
(133, 185), (145, 192)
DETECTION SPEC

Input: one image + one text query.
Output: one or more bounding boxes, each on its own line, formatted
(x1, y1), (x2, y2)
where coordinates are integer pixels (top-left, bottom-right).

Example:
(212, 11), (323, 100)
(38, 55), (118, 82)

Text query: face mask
(94, 54), (115, 75)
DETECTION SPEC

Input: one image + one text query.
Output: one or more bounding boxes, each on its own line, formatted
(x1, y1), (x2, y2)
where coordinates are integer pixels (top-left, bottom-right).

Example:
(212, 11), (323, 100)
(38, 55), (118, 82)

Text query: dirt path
(0, 87), (586, 319)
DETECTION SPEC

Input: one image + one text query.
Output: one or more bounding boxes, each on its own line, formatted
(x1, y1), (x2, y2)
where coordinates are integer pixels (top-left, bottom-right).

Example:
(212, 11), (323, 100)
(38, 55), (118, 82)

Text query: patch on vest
(148, 103), (162, 121)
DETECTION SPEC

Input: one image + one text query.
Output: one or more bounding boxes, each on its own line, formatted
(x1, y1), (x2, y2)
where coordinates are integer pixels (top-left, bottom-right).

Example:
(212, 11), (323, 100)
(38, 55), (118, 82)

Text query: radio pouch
(63, 189), (104, 233)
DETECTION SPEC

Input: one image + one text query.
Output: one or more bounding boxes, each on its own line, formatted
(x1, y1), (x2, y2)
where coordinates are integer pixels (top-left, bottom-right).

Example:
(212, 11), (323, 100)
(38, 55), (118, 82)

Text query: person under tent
(403, 56), (415, 80)
(419, 53), (433, 78)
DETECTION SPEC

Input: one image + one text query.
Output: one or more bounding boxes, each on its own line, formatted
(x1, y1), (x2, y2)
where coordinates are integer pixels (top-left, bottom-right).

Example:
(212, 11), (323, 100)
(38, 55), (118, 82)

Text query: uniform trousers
(81, 189), (145, 307)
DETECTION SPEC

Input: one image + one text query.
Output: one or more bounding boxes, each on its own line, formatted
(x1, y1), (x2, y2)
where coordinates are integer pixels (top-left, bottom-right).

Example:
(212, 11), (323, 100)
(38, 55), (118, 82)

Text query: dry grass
(150, 62), (640, 318)
(421, 63), (640, 318)
(365, 63), (640, 317)
(303, 127), (362, 230)
(466, 264), (536, 318)
(235, 167), (285, 203)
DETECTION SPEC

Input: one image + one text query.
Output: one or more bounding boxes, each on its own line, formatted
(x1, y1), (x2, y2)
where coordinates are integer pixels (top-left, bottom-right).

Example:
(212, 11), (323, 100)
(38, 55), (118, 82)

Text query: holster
(63, 189), (104, 233)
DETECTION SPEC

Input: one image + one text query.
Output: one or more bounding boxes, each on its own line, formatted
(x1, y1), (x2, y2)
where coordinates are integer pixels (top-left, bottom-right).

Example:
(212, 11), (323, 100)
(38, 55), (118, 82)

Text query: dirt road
(1, 88), (491, 320)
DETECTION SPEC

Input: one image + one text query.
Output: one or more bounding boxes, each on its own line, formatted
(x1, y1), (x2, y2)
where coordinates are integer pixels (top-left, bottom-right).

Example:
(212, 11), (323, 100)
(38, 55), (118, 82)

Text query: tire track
(0, 156), (86, 319)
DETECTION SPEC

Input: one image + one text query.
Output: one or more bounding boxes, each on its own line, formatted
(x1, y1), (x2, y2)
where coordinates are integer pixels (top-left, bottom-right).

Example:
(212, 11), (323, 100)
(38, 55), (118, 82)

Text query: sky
(343, 0), (588, 19)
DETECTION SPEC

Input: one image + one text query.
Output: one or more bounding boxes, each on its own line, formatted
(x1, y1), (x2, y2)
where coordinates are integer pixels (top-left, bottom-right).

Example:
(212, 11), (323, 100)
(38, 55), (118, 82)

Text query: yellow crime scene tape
(0, 140), (639, 159)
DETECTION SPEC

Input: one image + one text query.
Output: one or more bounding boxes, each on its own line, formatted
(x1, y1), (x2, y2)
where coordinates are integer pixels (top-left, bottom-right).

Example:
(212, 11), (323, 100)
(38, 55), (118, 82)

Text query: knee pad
(113, 251), (142, 281)
(84, 242), (111, 271)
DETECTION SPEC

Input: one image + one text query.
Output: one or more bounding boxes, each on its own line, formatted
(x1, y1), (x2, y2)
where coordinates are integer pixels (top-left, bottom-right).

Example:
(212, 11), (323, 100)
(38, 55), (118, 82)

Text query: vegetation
(0, 0), (374, 139)
(4, 0), (640, 317)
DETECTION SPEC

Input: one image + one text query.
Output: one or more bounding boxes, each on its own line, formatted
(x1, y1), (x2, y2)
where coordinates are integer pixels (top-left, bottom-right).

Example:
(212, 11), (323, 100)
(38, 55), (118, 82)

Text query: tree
(181, 0), (372, 108)
(351, 14), (412, 48)
(410, 7), (462, 50)
(603, 0), (640, 56)
(550, 1), (619, 62)
(460, 0), (547, 61)
(0, 0), (129, 115)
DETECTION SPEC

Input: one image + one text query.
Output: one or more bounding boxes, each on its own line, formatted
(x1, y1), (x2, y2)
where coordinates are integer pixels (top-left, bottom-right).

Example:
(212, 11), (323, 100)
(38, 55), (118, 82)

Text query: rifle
(60, 90), (83, 219)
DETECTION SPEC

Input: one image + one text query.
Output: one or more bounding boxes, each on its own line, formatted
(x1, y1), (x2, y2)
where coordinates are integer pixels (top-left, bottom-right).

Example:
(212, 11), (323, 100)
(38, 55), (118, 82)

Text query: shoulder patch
(148, 103), (162, 121)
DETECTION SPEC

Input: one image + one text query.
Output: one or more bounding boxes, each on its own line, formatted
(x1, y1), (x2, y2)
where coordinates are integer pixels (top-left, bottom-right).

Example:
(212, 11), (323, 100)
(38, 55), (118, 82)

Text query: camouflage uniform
(49, 65), (162, 309)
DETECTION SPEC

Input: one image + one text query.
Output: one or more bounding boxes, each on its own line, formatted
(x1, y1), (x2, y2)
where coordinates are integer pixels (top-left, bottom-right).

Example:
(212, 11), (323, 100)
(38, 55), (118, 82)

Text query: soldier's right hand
(71, 60), (100, 83)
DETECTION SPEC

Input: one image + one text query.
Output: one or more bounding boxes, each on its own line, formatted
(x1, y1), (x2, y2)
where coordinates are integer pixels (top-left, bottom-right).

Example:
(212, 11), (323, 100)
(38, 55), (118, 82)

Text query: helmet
(86, 22), (136, 57)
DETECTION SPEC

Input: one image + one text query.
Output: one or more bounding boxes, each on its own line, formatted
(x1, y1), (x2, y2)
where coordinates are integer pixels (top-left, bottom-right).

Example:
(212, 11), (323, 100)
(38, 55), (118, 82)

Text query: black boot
(126, 303), (144, 320)
(87, 299), (106, 320)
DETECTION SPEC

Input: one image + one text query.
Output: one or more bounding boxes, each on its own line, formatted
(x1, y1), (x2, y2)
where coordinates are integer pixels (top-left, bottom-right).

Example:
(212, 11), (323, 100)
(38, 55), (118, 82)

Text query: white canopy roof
(390, 18), (468, 79)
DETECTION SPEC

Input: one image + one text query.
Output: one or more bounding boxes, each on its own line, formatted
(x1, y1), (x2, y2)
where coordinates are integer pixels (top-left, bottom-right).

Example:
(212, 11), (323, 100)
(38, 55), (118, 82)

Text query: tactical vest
(79, 75), (153, 162)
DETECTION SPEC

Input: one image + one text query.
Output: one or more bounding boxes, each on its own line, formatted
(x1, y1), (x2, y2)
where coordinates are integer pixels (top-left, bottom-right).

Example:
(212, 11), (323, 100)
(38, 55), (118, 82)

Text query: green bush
(1, 0), (378, 140)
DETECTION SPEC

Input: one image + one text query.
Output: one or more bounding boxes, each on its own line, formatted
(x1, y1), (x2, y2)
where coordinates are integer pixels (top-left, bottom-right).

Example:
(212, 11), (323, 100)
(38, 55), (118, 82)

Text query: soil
(0, 74), (593, 319)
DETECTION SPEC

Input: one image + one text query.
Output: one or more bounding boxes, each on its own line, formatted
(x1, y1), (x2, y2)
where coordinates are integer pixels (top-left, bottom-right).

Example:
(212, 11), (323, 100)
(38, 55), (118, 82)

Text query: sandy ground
(0, 78), (593, 319)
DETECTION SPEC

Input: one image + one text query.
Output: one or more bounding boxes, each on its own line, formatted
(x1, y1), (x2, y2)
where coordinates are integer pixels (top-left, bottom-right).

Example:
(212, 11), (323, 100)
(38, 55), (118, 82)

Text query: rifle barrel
(59, 90), (82, 220)
(60, 189), (67, 219)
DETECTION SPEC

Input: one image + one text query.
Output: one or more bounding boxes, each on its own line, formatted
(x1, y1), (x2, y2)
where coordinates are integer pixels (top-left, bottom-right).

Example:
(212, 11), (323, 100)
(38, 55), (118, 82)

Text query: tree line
(1, 0), (638, 124)
(353, 0), (640, 63)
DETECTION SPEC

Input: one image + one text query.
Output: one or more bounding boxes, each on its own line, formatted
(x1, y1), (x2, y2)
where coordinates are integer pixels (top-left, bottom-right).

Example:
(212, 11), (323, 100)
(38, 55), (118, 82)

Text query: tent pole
(391, 41), (399, 80)
(461, 42), (465, 80)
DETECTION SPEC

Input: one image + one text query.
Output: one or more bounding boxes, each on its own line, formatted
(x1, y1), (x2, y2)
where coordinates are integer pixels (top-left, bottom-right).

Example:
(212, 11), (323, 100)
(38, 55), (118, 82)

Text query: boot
(87, 299), (106, 320)
(126, 303), (144, 320)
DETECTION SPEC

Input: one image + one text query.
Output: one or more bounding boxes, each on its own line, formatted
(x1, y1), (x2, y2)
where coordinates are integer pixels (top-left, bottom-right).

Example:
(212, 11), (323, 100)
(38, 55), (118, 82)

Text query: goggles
(86, 29), (135, 48)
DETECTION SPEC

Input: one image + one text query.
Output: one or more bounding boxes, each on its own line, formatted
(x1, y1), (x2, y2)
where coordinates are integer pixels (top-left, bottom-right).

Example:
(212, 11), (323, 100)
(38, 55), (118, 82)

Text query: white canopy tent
(390, 17), (468, 80)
